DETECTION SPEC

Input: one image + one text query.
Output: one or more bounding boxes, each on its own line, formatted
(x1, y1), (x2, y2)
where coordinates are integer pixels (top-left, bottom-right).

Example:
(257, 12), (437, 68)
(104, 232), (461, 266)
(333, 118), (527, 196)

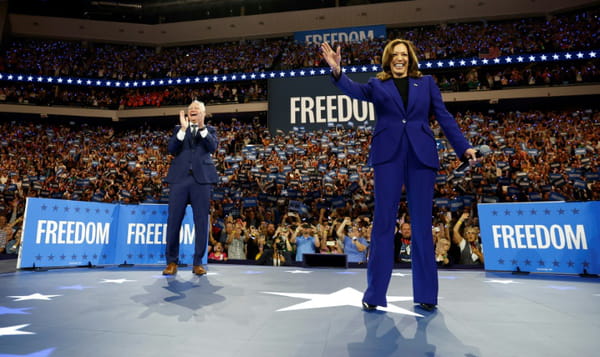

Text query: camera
(326, 241), (336, 247)
(275, 239), (286, 251)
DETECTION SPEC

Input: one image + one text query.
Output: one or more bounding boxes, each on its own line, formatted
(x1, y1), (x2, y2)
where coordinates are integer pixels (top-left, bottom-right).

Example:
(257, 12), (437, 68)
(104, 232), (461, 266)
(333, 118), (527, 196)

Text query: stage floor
(1, 263), (599, 357)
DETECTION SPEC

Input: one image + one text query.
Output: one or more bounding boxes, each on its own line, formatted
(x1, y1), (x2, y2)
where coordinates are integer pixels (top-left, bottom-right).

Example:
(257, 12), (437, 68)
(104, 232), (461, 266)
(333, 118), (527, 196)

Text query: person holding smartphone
(290, 223), (320, 263)
(162, 100), (219, 276)
(319, 220), (343, 254)
(337, 217), (369, 264)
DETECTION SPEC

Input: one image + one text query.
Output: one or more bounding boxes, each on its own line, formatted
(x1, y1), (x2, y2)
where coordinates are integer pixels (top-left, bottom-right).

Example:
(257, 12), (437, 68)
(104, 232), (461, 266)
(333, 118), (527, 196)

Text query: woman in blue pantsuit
(321, 40), (477, 311)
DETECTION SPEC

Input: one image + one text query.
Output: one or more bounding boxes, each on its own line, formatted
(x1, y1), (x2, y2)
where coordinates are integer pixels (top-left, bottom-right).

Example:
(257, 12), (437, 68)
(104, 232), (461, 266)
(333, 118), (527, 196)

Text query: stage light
(0, 50), (595, 88)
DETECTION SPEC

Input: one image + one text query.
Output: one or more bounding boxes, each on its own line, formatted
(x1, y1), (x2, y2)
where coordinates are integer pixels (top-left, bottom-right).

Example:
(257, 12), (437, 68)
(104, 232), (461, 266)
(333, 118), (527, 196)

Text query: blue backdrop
(18, 198), (207, 269)
(478, 201), (599, 275)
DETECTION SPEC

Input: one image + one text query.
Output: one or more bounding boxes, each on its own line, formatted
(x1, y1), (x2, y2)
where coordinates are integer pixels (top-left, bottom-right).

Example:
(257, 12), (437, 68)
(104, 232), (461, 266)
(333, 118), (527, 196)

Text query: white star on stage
(0, 306), (33, 315)
(263, 287), (423, 317)
(285, 270), (312, 274)
(545, 285), (576, 290)
(0, 324), (35, 336)
(391, 272), (410, 277)
(152, 275), (171, 279)
(57, 284), (93, 290)
(3, 347), (56, 357)
(7, 293), (61, 301)
(485, 279), (520, 284)
(100, 278), (136, 284)
(439, 276), (458, 280)
(243, 270), (264, 275)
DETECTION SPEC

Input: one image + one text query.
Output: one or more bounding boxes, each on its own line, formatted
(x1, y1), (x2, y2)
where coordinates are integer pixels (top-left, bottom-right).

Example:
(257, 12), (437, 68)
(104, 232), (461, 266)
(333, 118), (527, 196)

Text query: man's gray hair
(189, 100), (205, 111)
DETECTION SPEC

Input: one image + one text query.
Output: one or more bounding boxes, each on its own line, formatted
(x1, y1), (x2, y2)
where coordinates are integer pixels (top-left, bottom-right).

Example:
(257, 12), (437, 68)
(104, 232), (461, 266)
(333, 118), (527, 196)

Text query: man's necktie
(190, 124), (198, 136)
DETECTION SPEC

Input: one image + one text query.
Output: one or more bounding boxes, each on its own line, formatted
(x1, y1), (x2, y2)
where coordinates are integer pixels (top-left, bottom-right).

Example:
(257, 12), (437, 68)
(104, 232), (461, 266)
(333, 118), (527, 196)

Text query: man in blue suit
(321, 40), (477, 311)
(162, 100), (219, 276)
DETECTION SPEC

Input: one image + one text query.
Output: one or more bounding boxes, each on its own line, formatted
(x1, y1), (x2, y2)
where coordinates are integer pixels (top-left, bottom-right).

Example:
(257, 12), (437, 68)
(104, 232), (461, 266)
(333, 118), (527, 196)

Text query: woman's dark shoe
(418, 303), (437, 311)
(362, 301), (377, 311)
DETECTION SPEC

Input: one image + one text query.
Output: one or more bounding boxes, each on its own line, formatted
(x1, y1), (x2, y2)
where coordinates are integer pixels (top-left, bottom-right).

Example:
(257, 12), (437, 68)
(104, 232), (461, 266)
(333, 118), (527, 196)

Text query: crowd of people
(1, 106), (598, 265)
(0, 7), (598, 265)
(0, 8), (598, 109)
(2, 9), (596, 79)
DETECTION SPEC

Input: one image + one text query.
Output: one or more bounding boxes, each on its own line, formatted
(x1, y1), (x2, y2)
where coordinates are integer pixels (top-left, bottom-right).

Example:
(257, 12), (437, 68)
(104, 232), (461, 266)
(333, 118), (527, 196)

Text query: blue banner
(288, 200), (310, 216)
(332, 196), (346, 209)
(18, 198), (207, 269)
(478, 201), (600, 275)
(434, 198), (450, 208)
(295, 25), (386, 44)
(242, 197), (259, 207)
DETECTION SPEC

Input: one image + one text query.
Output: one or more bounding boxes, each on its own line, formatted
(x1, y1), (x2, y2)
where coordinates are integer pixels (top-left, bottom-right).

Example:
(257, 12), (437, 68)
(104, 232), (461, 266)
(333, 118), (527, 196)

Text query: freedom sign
(294, 25), (386, 44)
(478, 201), (599, 275)
(18, 198), (207, 269)
(268, 73), (376, 135)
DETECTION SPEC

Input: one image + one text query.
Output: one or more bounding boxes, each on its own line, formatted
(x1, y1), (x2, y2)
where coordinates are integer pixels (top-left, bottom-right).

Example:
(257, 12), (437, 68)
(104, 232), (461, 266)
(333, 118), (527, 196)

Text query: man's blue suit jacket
(165, 125), (219, 184)
(334, 73), (471, 168)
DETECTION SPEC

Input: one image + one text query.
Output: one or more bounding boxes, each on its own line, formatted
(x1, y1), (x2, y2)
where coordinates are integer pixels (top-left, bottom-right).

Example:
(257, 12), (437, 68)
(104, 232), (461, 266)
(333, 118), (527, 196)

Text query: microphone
(455, 145), (491, 173)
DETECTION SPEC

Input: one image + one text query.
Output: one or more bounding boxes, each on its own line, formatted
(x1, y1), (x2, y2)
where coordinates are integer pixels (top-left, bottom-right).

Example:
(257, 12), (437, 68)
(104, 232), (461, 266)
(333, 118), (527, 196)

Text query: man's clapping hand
(179, 110), (188, 132)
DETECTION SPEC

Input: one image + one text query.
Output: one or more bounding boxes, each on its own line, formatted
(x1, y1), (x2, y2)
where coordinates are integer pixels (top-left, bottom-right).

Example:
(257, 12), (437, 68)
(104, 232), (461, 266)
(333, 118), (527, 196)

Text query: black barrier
(303, 253), (348, 268)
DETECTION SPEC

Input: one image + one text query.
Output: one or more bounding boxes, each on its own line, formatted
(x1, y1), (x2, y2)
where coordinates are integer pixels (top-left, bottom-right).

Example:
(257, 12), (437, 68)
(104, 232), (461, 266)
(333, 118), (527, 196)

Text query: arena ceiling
(7, 0), (406, 24)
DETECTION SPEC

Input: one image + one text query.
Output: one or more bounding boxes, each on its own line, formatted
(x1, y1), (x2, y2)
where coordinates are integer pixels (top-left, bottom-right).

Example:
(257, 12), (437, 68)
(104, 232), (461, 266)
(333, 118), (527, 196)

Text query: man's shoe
(418, 303), (437, 311)
(162, 262), (178, 275)
(193, 265), (207, 276)
(362, 301), (377, 311)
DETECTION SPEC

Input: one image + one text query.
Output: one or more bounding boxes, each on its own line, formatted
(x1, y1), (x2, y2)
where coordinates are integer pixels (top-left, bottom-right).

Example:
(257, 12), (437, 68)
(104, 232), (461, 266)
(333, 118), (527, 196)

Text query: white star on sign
(0, 324), (35, 336)
(8, 293), (61, 301)
(485, 279), (520, 284)
(285, 270), (312, 274)
(264, 287), (423, 317)
(100, 278), (136, 284)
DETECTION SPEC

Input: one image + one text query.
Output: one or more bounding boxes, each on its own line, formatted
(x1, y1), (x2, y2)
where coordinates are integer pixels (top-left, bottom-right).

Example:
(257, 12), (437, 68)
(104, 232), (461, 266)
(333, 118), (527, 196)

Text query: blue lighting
(0, 50), (595, 89)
